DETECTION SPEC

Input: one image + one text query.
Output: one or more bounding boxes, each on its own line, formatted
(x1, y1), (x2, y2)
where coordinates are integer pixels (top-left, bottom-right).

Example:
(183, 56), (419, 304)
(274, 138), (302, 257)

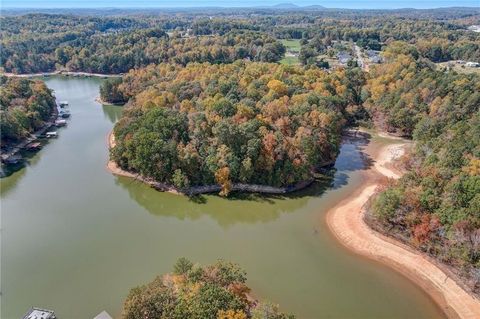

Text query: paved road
(354, 44), (369, 71)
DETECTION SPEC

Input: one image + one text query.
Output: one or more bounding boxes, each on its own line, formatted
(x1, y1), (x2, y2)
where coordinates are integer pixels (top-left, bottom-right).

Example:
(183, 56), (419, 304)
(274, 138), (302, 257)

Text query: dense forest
(106, 61), (364, 195)
(0, 15), (284, 74)
(367, 42), (480, 292)
(1, 9), (479, 73)
(123, 258), (293, 319)
(0, 76), (56, 146)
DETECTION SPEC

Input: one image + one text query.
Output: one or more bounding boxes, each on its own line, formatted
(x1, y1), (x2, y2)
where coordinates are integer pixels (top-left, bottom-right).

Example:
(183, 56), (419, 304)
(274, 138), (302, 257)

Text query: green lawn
(280, 39), (301, 65)
(436, 62), (480, 75)
(281, 39), (301, 53)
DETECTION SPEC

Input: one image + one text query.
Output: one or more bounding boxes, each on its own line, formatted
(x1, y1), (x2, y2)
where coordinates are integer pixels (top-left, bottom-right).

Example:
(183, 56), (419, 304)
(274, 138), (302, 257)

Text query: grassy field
(281, 39), (301, 52)
(280, 39), (301, 65)
(436, 62), (480, 74)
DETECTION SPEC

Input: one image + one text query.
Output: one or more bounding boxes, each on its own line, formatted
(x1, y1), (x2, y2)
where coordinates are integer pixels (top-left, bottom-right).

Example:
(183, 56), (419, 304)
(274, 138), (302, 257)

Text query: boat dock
(1, 102), (60, 165)
(22, 307), (56, 319)
(94, 311), (113, 319)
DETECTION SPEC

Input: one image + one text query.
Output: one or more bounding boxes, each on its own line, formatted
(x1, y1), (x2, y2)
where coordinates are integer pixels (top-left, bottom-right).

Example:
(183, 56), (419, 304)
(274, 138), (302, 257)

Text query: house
(465, 62), (480, 67)
(468, 25), (480, 33)
(367, 50), (382, 63)
(337, 51), (352, 64)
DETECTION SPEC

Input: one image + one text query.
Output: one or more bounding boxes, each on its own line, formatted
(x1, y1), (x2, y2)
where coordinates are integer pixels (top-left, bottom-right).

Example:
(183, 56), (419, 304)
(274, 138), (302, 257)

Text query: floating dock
(94, 311), (113, 319)
(22, 307), (56, 319)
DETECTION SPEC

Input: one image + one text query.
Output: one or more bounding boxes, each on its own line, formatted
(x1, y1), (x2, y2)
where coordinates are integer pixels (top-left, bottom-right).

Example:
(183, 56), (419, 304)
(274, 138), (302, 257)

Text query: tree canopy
(107, 61), (365, 195)
(0, 76), (56, 146)
(367, 42), (480, 293)
(123, 258), (293, 319)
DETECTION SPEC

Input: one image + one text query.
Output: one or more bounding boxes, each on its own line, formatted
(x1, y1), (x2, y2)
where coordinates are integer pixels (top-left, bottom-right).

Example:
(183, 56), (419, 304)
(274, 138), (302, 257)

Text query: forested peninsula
(105, 62), (362, 195)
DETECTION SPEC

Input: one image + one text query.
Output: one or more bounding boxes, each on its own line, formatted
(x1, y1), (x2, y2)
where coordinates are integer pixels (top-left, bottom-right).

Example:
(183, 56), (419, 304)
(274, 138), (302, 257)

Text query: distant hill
(273, 3), (299, 8)
(305, 5), (326, 9)
(271, 3), (326, 10)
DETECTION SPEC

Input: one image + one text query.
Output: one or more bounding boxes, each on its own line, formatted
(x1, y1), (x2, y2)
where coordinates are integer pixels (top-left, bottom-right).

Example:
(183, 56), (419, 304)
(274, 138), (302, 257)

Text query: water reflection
(102, 104), (123, 124)
(0, 148), (44, 194)
(330, 131), (373, 190)
(115, 176), (334, 227)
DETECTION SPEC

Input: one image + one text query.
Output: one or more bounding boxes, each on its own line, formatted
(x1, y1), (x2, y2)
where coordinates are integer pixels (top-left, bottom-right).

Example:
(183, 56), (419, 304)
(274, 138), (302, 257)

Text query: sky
(1, 0), (479, 9)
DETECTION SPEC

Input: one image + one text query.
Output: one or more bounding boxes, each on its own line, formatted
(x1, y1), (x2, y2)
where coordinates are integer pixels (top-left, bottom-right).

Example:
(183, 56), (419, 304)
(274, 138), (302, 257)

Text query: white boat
(46, 131), (58, 138)
(55, 119), (67, 127)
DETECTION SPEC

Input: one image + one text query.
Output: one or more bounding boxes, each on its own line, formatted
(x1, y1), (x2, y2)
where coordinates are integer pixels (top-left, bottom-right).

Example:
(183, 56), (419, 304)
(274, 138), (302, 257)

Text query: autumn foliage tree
(0, 76), (56, 146)
(123, 258), (293, 319)
(369, 42), (480, 293)
(110, 61), (359, 194)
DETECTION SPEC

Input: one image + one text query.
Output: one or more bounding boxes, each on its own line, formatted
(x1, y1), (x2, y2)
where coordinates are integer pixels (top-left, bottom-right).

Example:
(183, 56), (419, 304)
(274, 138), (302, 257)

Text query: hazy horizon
(2, 0), (479, 9)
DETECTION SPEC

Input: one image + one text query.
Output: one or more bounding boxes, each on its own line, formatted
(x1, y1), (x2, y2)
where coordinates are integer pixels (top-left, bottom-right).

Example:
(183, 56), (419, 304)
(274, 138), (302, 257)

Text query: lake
(0, 76), (445, 319)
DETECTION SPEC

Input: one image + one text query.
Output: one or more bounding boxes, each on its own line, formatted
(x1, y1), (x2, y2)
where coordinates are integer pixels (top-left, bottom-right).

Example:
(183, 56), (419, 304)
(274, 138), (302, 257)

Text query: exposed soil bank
(106, 131), (331, 196)
(326, 137), (480, 319)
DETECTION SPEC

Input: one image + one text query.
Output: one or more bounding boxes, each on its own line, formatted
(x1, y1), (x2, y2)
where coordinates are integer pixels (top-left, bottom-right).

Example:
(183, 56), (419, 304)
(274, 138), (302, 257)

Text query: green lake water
(0, 76), (445, 319)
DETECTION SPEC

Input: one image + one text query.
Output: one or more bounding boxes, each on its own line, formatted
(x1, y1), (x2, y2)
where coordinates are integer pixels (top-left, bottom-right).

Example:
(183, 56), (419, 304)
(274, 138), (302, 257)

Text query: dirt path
(326, 142), (480, 319)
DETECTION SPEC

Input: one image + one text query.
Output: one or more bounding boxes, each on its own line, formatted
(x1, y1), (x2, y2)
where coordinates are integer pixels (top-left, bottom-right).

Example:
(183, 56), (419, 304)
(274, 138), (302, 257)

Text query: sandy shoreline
(326, 140), (480, 319)
(95, 96), (125, 106)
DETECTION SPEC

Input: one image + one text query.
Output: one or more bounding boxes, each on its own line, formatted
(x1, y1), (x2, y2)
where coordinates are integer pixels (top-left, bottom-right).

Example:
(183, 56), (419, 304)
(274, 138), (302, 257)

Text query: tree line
(366, 42), (480, 293)
(0, 15), (285, 74)
(2, 11), (479, 74)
